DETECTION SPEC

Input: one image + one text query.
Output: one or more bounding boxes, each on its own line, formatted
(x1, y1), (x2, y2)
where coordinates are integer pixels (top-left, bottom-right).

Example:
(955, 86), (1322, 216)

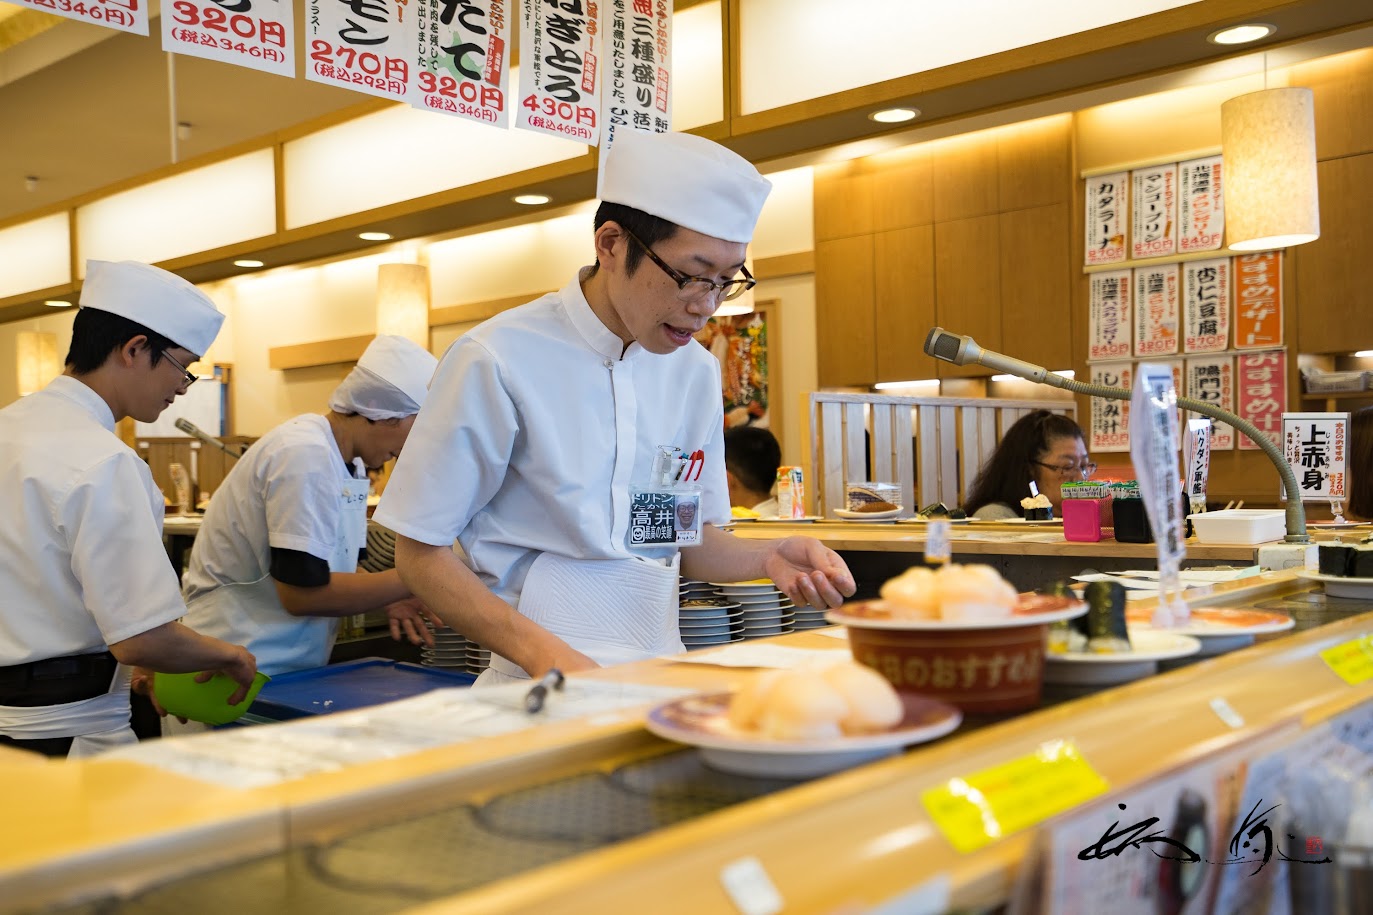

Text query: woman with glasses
(963, 410), (1095, 520)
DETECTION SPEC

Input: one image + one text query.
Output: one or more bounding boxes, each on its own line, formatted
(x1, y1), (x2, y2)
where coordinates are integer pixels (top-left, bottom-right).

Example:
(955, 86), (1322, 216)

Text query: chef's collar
(46, 375), (116, 433)
(564, 267), (647, 362)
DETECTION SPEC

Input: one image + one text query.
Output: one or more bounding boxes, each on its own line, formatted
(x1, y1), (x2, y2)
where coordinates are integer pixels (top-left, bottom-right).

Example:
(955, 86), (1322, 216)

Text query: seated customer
(724, 426), (781, 517)
(963, 410), (1094, 520)
(1348, 406), (1373, 522)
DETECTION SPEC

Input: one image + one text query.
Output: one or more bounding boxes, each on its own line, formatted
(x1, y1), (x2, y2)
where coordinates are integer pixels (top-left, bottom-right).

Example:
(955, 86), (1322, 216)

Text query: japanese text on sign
(1131, 164), (1177, 259)
(411, 0), (512, 125)
(1186, 357), (1235, 451)
(1282, 413), (1349, 501)
(1090, 363), (1132, 453)
(162, 0), (295, 78)
(1134, 264), (1179, 357)
(1237, 351), (1286, 451)
(1234, 252), (1283, 349)
(308, 0), (414, 101)
(1178, 155), (1225, 252)
(1183, 257), (1230, 353)
(1085, 172), (1127, 266)
(13, 0), (148, 35)
(516, 0), (602, 145)
(601, 0), (672, 151)
(1132, 363), (1185, 565)
(1088, 270), (1132, 360)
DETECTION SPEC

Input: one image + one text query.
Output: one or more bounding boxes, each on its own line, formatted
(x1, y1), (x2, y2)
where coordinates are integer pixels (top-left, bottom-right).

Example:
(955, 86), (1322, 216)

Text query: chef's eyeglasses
(160, 350), (198, 388)
(624, 230), (756, 302)
(1034, 460), (1098, 479)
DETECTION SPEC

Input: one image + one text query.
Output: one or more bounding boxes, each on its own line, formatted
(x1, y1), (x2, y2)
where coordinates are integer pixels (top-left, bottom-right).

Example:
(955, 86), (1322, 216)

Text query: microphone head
(174, 417), (198, 435)
(924, 327), (972, 365)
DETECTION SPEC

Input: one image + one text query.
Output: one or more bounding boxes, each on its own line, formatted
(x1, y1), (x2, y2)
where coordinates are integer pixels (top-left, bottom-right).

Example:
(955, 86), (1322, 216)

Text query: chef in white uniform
(179, 335), (439, 689)
(0, 260), (258, 758)
(376, 131), (855, 684)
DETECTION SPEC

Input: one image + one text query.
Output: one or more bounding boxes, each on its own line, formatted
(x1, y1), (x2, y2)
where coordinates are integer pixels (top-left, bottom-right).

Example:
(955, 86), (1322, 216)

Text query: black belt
(0, 651), (119, 706)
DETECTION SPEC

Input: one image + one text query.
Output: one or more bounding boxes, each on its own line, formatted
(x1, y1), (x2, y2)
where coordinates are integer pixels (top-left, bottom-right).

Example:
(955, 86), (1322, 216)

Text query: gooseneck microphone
(923, 327), (1308, 542)
(175, 418), (244, 459)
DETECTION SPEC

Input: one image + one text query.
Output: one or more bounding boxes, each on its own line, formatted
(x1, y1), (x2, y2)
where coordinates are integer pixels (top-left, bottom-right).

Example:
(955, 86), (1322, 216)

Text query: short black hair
(65, 307), (176, 375)
(592, 201), (678, 276)
(724, 425), (782, 495)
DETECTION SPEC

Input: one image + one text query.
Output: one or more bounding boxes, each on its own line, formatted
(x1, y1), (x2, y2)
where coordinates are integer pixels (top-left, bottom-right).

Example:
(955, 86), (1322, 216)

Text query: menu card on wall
(161, 0), (294, 77)
(1186, 357), (1235, 451)
(412, 0), (514, 126)
(11, 0), (148, 34)
(1089, 363), (1133, 453)
(1134, 264), (1179, 357)
(516, 0), (603, 144)
(1283, 412), (1349, 502)
(1131, 164), (1177, 259)
(1085, 172), (1128, 266)
(1088, 270), (1133, 360)
(1237, 351), (1287, 451)
(601, 0), (673, 151)
(306, 0), (414, 101)
(1183, 258), (1230, 354)
(1234, 252), (1284, 349)
(1178, 155), (1225, 252)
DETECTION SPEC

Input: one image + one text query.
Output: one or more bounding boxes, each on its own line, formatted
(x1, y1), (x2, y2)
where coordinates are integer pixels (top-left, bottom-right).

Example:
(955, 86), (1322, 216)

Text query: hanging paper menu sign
(1184, 417), (1212, 514)
(1084, 172), (1128, 266)
(1234, 252), (1283, 349)
(1131, 363), (1188, 626)
(1178, 155), (1224, 252)
(1131, 164), (1177, 259)
(306, 0), (414, 101)
(1182, 258), (1230, 353)
(1186, 356), (1235, 450)
(1282, 412), (1349, 502)
(412, 0), (512, 125)
(1237, 351), (1286, 451)
(1088, 270), (1132, 360)
(516, 0), (602, 145)
(1133, 264), (1179, 357)
(12, 0), (147, 35)
(1089, 363), (1132, 453)
(162, 0), (294, 77)
(601, 0), (673, 152)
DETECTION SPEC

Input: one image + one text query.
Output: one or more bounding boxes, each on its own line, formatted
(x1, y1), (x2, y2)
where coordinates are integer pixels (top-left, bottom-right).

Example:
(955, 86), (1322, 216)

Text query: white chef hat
(328, 335), (438, 421)
(79, 260), (224, 357)
(597, 130), (772, 243)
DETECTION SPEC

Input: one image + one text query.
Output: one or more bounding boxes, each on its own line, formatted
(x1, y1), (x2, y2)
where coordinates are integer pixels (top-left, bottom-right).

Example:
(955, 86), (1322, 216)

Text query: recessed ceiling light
(874, 379), (938, 390)
(868, 107), (920, 124)
(514, 194), (552, 206)
(1208, 23), (1276, 45)
(233, 259), (264, 268)
(44, 299), (71, 307)
(1053, 370), (1076, 379)
(1356, 350), (1373, 358)
(359, 231), (392, 241)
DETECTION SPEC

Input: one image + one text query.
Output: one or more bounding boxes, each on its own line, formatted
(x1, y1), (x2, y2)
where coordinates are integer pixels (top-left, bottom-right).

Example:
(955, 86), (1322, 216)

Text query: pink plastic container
(1063, 498), (1107, 542)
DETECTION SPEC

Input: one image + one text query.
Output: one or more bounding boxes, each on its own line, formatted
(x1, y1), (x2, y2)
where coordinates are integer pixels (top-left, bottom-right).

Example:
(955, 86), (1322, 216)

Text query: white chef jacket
(0, 376), (184, 666)
(182, 414), (366, 676)
(375, 269), (731, 659)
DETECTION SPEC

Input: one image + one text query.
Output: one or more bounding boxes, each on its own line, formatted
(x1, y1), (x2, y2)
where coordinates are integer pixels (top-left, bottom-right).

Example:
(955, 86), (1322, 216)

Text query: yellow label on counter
(921, 739), (1110, 854)
(1320, 636), (1373, 686)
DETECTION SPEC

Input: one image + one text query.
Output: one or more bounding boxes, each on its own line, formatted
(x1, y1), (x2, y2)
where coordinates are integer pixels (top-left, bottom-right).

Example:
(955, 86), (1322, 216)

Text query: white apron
(183, 475), (369, 678)
(0, 665), (138, 758)
(482, 552), (682, 684)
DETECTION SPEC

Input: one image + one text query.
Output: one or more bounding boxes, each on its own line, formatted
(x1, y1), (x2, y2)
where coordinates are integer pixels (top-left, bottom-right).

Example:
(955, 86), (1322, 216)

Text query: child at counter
(963, 410), (1095, 520)
(724, 426), (782, 518)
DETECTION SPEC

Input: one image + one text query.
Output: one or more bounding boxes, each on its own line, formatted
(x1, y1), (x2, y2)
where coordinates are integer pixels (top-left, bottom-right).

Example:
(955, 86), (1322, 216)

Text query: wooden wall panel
(874, 225), (937, 382)
(932, 134), (999, 222)
(870, 145), (934, 232)
(814, 160), (876, 241)
(997, 116), (1072, 211)
(1294, 154), (1373, 354)
(1291, 50), (1373, 161)
(815, 235), (877, 386)
(999, 204), (1072, 371)
(934, 215), (1001, 378)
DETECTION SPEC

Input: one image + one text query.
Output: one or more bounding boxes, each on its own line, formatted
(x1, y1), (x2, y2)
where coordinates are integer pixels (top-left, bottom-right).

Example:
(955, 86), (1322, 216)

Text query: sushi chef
(376, 130), (855, 684)
(0, 260), (258, 757)
(179, 335), (440, 691)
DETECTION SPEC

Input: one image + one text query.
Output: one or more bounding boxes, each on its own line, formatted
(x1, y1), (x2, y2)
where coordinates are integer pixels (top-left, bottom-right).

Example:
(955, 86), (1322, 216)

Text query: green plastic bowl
(154, 671), (270, 725)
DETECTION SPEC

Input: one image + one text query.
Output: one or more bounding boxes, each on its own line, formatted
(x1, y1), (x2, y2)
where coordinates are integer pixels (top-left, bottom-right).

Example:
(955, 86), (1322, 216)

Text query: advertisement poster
(601, 0), (672, 151)
(516, 0), (602, 144)
(1186, 356), (1236, 451)
(1131, 163), (1177, 260)
(1089, 270), (1133, 361)
(1234, 252), (1284, 349)
(12, 0), (147, 34)
(307, 0), (414, 101)
(1183, 258), (1230, 353)
(1134, 264), (1180, 357)
(1085, 172), (1128, 266)
(1089, 363), (1133, 453)
(1178, 155), (1225, 252)
(1282, 412), (1349, 501)
(412, 0), (512, 125)
(1237, 351), (1287, 451)
(161, 0), (294, 78)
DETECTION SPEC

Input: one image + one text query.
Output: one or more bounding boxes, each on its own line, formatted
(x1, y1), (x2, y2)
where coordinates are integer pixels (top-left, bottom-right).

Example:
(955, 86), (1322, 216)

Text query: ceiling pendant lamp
(1221, 86), (1320, 251)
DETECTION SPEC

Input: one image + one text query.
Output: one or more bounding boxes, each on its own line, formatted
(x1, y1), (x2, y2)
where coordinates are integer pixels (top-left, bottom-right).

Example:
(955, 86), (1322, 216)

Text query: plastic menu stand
(246, 658), (476, 722)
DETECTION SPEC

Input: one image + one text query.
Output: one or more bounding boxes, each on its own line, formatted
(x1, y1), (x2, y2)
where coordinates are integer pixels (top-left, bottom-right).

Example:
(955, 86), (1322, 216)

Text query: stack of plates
(420, 626), (472, 670)
(466, 646), (491, 676)
(711, 581), (795, 639)
(678, 578), (742, 650)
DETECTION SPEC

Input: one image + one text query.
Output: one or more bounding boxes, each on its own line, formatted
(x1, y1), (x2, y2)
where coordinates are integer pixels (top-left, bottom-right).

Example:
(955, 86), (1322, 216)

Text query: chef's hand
(130, 667), (177, 719)
(205, 645), (258, 706)
(763, 537), (856, 609)
(385, 597), (441, 647)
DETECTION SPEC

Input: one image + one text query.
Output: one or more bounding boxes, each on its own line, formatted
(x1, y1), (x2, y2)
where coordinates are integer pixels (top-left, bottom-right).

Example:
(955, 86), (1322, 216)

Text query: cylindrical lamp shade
(375, 263), (431, 349)
(17, 331), (59, 397)
(1221, 87), (1320, 251)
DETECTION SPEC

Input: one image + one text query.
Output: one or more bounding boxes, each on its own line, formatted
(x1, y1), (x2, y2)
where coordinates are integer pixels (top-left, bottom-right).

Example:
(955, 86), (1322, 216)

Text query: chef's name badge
(628, 484), (702, 548)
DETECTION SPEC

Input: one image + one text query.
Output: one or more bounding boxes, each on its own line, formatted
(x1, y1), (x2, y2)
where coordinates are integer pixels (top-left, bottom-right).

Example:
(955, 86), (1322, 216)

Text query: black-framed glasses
(160, 350), (198, 389)
(624, 230), (756, 302)
(1034, 460), (1098, 478)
